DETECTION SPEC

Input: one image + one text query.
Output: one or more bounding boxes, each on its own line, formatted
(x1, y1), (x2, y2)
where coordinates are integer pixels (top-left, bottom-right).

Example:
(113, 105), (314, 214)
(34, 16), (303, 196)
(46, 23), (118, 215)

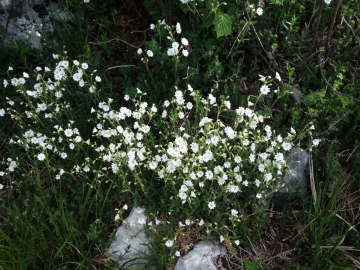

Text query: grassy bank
(0, 0), (359, 269)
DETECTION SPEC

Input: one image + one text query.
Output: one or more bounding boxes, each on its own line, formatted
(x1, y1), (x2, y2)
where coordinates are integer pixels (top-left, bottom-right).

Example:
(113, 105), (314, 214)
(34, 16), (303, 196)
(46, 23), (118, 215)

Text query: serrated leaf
(213, 12), (232, 38)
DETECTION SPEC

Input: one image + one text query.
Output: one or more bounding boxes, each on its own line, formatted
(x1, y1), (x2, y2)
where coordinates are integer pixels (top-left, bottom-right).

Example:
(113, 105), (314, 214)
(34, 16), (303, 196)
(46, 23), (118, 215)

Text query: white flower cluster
(1, 58), (100, 178)
(89, 83), (300, 215)
(1, 58), (320, 249)
(166, 23), (190, 57)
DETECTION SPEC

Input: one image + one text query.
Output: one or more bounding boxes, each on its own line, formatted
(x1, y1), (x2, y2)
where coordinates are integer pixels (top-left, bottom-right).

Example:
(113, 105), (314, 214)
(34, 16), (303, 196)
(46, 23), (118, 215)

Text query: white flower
(181, 38), (189, 45)
(176, 22), (181, 34)
(137, 48), (143, 54)
(114, 214), (120, 221)
(208, 201), (216, 210)
(220, 235), (224, 243)
(165, 239), (174, 247)
(199, 117), (212, 127)
(256, 193), (262, 199)
(0, 108), (5, 117)
(37, 153), (46, 161)
(234, 156), (242, 163)
(264, 173), (272, 182)
(23, 72), (29, 78)
(224, 126), (236, 139)
(84, 0), (89, 2)
(37, 103), (47, 111)
(182, 50), (189, 57)
(3, 79), (8, 88)
(258, 164), (265, 172)
(205, 170), (213, 180)
(175, 251), (181, 257)
(147, 50), (154, 57)
(235, 240), (240, 246)
(227, 184), (239, 193)
(167, 47), (177, 56)
(224, 100), (231, 109)
(260, 85), (270, 95)
(256, 7), (263, 16)
(186, 102), (193, 110)
(231, 209), (238, 216)
(64, 129), (73, 137)
(190, 142), (199, 153)
(60, 152), (67, 159)
(235, 173), (242, 182)
(208, 94), (216, 104)
(95, 76), (101, 82)
(73, 72), (82, 82)
(282, 142), (292, 151)
(324, 0), (331, 4)
(151, 104), (157, 113)
(149, 161), (158, 170)
(313, 139), (321, 146)
(275, 72), (281, 81)
(275, 153), (285, 162)
(150, 23), (155, 29)
(178, 112), (185, 119)
(81, 63), (88, 69)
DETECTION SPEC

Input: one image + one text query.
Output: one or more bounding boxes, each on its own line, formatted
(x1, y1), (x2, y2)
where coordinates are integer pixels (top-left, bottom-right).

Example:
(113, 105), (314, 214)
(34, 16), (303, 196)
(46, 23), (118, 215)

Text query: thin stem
(326, 0), (342, 54)
(309, 3), (322, 56)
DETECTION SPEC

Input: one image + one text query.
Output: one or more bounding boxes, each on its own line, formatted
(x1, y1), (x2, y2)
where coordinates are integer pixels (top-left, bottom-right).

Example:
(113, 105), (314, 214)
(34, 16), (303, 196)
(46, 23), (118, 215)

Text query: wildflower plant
(85, 77), (317, 250)
(0, 19), (320, 264)
(135, 20), (191, 97)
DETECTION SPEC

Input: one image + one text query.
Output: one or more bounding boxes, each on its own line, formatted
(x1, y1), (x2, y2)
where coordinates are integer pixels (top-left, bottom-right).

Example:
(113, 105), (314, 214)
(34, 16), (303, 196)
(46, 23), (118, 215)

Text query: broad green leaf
(213, 12), (232, 38)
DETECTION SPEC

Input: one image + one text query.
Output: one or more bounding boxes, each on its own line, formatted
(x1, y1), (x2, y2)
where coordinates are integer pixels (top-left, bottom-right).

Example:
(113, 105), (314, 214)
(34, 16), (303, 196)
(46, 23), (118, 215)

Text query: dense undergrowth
(0, 0), (359, 269)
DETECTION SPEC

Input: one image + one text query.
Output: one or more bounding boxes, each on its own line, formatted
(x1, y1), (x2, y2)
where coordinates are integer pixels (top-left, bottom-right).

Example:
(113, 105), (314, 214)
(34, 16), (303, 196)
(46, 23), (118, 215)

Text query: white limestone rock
(174, 241), (227, 270)
(109, 207), (151, 269)
(270, 148), (310, 206)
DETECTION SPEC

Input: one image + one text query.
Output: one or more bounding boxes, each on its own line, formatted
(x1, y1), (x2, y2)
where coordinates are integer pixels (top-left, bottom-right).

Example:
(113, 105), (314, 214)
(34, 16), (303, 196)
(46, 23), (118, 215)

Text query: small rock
(174, 241), (227, 270)
(0, 0), (72, 51)
(109, 207), (151, 269)
(270, 148), (310, 206)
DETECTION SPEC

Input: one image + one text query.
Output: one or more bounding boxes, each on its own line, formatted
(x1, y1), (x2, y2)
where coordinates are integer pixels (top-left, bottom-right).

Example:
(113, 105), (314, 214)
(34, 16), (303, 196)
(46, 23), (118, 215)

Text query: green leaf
(213, 12), (232, 38)
(200, 7), (215, 28)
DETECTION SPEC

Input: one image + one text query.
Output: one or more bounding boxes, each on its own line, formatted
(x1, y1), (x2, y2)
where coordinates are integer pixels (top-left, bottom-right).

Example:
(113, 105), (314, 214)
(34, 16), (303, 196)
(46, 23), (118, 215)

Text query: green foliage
(243, 257), (262, 270)
(213, 12), (232, 38)
(1, 0), (360, 269)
